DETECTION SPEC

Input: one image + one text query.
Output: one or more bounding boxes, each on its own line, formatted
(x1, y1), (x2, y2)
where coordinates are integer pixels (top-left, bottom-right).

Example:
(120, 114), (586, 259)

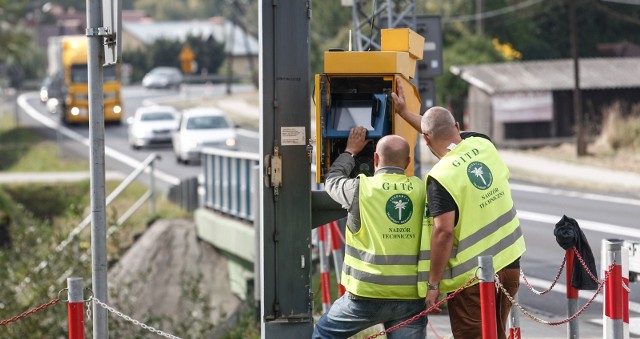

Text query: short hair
(421, 106), (456, 140)
(376, 135), (410, 167)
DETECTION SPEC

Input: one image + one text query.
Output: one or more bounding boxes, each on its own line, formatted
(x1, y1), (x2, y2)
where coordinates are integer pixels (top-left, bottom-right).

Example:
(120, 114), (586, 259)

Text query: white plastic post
(602, 239), (624, 339)
(622, 246), (630, 339)
(507, 293), (521, 339)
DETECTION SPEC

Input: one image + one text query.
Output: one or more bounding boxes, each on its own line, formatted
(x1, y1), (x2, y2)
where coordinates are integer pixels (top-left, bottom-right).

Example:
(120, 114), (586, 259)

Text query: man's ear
(373, 152), (379, 168)
(404, 156), (411, 170)
(455, 121), (461, 132)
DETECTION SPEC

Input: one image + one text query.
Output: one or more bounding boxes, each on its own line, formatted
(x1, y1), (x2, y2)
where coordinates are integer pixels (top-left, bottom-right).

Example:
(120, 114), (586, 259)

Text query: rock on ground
(109, 218), (241, 327)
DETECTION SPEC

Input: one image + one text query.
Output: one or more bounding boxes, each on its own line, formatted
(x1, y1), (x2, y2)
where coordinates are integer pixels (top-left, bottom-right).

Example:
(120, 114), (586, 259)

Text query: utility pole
(350, 0), (417, 52)
(260, 0), (313, 337)
(87, 22), (109, 339)
(569, 0), (587, 156)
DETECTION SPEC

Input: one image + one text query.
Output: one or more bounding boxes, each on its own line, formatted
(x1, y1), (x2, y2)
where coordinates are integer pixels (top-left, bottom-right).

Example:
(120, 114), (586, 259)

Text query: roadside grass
(0, 114), (89, 172)
(0, 109), (189, 267)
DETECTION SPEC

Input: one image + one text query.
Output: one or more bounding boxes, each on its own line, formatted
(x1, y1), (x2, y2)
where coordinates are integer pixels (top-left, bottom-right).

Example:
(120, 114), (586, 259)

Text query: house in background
(451, 57), (640, 148)
(122, 17), (259, 80)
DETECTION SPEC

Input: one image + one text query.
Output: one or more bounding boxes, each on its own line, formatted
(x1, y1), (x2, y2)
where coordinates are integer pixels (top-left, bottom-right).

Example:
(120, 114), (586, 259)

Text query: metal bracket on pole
(86, 27), (116, 47)
(86, 27), (110, 37)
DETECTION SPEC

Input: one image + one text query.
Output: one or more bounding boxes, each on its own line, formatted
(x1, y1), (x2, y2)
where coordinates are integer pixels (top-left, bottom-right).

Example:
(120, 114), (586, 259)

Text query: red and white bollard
(602, 239), (628, 339)
(566, 249), (579, 339)
(67, 277), (85, 339)
(622, 245), (630, 338)
(478, 255), (497, 339)
(328, 221), (345, 297)
(507, 293), (521, 339)
(318, 224), (332, 312)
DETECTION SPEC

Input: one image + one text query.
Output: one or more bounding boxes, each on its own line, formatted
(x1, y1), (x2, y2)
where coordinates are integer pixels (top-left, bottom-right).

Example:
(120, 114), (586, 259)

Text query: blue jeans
(313, 294), (427, 339)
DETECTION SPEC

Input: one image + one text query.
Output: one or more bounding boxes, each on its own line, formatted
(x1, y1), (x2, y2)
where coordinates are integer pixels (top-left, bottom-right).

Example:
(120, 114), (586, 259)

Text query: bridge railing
(201, 147), (260, 222)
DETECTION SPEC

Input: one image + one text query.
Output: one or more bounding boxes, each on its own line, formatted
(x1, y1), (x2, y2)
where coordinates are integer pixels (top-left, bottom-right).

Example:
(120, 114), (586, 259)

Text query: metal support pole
(566, 249), (579, 339)
(604, 239), (623, 339)
(149, 158), (156, 216)
(252, 165), (261, 323)
(67, 277), (85, 339)
(86, 0), (109, 336)
(478, 255), (497, 339)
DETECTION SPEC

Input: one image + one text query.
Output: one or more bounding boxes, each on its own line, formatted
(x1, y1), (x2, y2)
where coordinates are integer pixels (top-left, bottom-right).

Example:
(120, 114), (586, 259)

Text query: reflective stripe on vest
(418, 137), (526, 293)
(342, 173), (425, 299)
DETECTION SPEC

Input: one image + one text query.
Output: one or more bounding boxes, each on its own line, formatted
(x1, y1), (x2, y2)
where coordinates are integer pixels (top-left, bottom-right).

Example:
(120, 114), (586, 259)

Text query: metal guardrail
(201, 147), (332, 224)
(202, 147), (260, 222)
(17, 153), (161, 293)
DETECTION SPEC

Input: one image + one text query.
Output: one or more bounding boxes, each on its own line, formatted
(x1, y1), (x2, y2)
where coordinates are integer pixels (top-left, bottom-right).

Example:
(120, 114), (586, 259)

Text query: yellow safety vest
(342, 172), (426, 299)
(418, 137), (526, 294)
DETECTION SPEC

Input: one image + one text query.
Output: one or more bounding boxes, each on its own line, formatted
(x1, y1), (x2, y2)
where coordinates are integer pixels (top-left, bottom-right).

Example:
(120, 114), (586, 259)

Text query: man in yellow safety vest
(392, 82), (526, 339)
(313, 128), (427, 339)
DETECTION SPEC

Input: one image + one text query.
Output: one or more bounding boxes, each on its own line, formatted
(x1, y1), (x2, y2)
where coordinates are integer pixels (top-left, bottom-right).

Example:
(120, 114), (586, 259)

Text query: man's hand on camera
(391, 82), (408, 117)
(345, 126), (371, 156)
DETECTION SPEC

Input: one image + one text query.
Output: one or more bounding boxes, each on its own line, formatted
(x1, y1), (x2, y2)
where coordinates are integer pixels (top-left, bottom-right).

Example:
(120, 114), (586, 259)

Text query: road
(16, 84), (640, 334)
(18, 83), (258, 191)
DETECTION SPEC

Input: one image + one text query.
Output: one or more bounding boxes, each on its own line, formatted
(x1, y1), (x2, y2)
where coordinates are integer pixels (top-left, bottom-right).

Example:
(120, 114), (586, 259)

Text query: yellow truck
(46, 35), (123, 124)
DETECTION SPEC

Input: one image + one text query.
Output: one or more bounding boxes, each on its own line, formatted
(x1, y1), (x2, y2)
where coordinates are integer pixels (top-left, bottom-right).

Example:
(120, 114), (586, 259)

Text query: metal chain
(520, 256), (566, 295)
(91, 297), (183, 339)
(573, 248), (600, 283)
(497, 261), (616, 326)
(364, 276), (478, 339)
(622, 281), (631, 293)
(0, 298), (61, 327)
(428, 320), (445, 339)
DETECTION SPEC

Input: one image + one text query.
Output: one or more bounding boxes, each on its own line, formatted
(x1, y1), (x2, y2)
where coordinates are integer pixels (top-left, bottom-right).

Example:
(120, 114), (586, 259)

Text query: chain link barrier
(497, 260), (616, 326)
(0, 298), (61, 327)
(572, 248), (600, 283)
(364, 276), (478, 339)
(90, 297), (183, 339)
(520, 255), (566, 295)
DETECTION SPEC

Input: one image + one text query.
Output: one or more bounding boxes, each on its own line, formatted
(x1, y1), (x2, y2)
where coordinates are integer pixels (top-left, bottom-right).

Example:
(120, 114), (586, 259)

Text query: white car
(127, 105), (180, 149)
(172, 107), (237, 164)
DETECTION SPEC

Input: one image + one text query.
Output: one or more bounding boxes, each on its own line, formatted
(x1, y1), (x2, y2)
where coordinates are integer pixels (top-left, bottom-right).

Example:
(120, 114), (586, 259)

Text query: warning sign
(281, 127), (305, 146)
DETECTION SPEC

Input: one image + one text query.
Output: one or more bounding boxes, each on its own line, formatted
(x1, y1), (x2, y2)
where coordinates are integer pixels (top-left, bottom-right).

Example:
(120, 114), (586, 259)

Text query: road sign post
(102, 0), (121, 65)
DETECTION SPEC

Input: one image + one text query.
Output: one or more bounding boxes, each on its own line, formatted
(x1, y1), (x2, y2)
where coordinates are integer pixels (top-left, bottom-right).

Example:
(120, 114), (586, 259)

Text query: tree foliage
(123, 35), (225, 82)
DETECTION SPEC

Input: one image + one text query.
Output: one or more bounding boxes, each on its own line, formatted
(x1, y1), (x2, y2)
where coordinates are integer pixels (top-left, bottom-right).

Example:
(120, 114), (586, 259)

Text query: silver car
(141, 67), (183, 89)
(128, 105), (180, 149)
(172, 107), (237, 164)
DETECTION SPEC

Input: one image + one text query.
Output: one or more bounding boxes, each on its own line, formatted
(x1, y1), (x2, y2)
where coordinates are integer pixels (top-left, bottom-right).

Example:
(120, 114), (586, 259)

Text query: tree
(436, 34), (505, 118)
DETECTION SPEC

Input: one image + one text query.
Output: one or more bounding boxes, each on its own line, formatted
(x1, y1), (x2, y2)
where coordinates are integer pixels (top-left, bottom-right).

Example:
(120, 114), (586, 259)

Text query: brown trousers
(447, 268), (520, 339)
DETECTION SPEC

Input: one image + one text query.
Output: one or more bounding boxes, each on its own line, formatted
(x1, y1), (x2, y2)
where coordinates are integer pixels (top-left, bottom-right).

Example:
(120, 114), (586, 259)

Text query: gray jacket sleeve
(325, 153), (361, 233)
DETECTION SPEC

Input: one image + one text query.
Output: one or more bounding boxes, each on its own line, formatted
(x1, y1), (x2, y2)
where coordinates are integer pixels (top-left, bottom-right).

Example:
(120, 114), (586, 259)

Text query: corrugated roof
(450, 57), (640, 94)
(122, 20), (258, 56)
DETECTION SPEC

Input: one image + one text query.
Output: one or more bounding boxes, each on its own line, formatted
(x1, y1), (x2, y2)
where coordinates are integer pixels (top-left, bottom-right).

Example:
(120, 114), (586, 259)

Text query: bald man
(313, 128), (428, 339)
(392, 82), (525, 339)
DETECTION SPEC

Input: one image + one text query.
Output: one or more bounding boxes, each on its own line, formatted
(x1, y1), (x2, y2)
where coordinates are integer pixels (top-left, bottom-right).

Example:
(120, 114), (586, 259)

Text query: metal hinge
(306, 138), (314, 164)
(264, 146), (282, 200)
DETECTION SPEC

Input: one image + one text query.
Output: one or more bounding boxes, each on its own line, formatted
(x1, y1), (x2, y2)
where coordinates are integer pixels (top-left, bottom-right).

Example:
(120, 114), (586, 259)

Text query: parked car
(141, 67), (183, 89)
(128, 105), (180, 149)
(172, 107), (237, 164)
